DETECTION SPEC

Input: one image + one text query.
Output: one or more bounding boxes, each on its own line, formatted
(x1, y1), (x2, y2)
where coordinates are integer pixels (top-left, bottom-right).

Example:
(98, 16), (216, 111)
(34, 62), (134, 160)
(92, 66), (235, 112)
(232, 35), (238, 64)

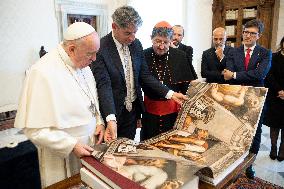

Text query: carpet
(228, 173), (284, 189)
(67, 183), (88, 189)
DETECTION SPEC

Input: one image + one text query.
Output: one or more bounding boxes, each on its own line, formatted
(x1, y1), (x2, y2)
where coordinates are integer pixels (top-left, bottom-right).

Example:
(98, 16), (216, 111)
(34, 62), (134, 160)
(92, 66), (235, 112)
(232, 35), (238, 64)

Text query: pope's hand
(94, 124), (105, 144)
(171, 92), (188, 105)
(104, 120), (117, 142)
(73, 142), (94, 158)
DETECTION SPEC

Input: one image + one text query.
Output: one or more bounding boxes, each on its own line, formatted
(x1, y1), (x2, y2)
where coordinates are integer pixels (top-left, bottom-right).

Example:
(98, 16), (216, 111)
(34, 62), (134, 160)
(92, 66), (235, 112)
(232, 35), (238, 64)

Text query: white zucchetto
(63, 22), (95, 41)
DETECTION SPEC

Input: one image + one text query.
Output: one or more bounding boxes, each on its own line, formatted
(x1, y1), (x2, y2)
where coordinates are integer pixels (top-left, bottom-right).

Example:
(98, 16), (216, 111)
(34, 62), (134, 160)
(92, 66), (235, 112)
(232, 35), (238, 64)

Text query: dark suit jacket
(178, 43), (197, 79)
(201, 46), (233, 83)
(264, 51), (284, 127)
(91, 32), (169, 121)
(143, 47), (195, 96)
(226, 45), (272, 87)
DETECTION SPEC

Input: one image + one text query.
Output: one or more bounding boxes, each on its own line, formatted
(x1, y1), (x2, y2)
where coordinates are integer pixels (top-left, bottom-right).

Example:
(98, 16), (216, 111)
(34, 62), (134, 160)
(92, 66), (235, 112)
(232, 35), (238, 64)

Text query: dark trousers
(249, 105), (266, 154)
(249, 121), (262, 154)
(117, 102), (138, 140)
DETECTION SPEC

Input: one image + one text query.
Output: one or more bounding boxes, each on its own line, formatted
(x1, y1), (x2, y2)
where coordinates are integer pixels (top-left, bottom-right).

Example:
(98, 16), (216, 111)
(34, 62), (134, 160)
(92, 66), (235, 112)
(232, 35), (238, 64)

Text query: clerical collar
(58, 43), (76, 70)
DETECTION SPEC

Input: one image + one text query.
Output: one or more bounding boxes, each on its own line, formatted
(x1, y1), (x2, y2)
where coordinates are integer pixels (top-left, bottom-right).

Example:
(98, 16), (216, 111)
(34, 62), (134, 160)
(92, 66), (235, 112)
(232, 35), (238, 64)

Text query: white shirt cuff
(165, 90), (174, 99)
(233, 72), (236, 79)
(106, 114), (116, 122)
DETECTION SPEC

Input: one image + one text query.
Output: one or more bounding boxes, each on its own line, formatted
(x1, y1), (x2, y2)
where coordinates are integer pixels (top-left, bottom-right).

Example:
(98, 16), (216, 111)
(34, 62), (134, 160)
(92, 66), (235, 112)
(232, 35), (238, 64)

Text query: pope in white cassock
(14, 22), (105, 187)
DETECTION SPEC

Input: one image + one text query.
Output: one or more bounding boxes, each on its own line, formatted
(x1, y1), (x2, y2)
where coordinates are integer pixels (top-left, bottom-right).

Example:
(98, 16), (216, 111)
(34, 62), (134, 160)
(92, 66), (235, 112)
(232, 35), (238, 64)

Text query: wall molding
(55, 0), (108, 40)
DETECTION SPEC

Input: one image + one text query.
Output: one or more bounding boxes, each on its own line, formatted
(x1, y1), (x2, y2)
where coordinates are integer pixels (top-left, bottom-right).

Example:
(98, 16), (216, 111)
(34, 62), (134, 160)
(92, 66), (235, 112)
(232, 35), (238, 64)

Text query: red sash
(144, 96), (180, 116)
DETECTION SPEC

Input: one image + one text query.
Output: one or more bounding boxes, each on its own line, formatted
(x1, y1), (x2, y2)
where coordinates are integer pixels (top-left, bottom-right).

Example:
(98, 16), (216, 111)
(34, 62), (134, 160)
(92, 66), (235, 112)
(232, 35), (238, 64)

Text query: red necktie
(244, 48), (251, 71)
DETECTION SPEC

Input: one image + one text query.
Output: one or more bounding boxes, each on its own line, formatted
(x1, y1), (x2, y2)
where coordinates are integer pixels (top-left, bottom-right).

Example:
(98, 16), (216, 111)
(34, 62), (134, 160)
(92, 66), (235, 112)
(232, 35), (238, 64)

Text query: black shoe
(277, 156), (284, 162)
(269, 145), (277, 160)
(245, 165), (255, 179)
(278, 142), (284, 162)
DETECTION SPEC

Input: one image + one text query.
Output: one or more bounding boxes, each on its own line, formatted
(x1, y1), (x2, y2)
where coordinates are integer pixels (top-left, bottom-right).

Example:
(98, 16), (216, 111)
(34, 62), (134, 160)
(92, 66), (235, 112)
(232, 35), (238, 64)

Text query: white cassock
(14, 44), (104, 187)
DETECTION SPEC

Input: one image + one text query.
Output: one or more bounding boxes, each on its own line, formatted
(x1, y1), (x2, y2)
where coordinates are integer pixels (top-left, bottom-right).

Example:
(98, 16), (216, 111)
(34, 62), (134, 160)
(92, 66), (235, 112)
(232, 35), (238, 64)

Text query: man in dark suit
(224, 19), (272, 179)
(91, 6), (187, 141)
(201, 27), (233, 83)
(172, 25), (197, 79)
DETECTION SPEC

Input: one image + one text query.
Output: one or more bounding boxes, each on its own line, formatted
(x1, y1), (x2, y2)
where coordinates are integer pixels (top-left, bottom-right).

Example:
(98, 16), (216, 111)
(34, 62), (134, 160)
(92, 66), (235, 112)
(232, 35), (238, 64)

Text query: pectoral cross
(89, 101), (96, 117)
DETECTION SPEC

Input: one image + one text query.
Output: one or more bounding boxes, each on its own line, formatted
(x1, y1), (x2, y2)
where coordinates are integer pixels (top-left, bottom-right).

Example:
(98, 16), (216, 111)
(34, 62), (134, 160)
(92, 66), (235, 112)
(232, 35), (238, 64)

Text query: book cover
(80, 167), (112, 189)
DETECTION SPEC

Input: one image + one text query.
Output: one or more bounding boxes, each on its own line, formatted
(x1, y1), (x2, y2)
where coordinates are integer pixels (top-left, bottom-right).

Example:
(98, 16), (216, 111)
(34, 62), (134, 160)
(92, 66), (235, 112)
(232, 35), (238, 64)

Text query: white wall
(0, 0), (113, 113)
(0, 0), (59, 112)
(186, 0), (213, 79)
(129, 0), (185, 49)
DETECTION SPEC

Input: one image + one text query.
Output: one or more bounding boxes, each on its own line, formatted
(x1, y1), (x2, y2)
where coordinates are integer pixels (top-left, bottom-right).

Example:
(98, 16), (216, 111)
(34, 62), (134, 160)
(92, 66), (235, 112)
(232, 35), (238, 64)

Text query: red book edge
(81, 156), (145, 189)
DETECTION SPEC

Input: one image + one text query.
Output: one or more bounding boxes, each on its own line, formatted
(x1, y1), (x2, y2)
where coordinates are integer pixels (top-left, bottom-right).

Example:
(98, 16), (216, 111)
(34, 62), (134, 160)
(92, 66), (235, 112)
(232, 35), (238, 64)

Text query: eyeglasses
(243, 30), (258, 36)
(153, 39), (170, 46)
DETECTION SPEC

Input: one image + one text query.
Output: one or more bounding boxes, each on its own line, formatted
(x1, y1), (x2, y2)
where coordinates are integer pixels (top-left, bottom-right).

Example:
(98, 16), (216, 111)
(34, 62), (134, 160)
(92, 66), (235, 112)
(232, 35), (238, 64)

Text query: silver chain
(58, 51), (97, 116)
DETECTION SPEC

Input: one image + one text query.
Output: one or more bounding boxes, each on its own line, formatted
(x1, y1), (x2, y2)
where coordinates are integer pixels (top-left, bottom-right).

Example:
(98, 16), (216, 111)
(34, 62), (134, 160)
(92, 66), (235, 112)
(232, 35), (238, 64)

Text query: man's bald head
(212, 27), (227, 48)
(213, 27), (226, 36)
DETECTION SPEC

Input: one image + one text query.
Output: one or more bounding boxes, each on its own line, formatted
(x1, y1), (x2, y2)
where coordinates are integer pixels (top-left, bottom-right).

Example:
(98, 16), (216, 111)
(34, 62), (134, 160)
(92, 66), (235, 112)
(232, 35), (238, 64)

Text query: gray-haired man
(91, 6), (187, 141)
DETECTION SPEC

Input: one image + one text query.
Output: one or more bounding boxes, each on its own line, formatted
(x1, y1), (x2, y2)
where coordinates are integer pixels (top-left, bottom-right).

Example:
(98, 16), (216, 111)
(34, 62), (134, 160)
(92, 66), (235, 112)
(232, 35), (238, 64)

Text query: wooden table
(46, 153), (256, 189)
(45, 174), (81, 189)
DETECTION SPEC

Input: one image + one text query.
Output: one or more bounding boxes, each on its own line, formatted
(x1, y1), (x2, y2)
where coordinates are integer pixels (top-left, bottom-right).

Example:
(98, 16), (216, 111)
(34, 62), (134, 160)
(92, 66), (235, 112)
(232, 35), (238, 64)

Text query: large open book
(81, 82), (267, 188)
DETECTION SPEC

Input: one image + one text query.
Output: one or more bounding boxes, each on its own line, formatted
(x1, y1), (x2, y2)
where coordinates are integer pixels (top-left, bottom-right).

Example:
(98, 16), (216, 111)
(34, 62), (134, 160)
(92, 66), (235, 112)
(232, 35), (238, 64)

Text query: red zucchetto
(154, 21), (172, 29)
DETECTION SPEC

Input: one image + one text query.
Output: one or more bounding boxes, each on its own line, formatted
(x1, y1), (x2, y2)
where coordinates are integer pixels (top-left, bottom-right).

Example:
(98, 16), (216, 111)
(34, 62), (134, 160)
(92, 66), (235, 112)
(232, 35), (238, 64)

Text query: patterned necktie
(122, 45), (132, 112)
(244, 48), (251, 71)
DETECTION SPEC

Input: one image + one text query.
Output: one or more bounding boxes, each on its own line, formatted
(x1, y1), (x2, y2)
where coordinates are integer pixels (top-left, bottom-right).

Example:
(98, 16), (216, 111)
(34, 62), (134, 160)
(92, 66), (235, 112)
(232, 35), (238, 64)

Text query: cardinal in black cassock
(141, 21), (197, 140)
